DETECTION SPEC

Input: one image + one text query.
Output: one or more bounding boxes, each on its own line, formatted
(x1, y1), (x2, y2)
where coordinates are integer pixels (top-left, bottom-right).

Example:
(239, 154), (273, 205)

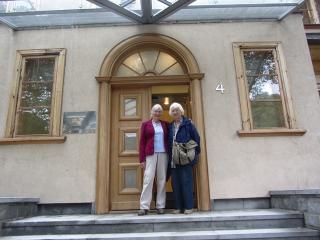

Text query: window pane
(16, 56), (55, 135)
(155, 52), (177, 74)
(0, 0), (100, 13)
(244, 51), (276, 76)
(123, 53), (145, 74)
(140, 50), (159, 73)
(247, 76), (281, 101)
(124, 132), (137, 151)
(17, 108), (51, 135)
(25, 58), (55, 81)
(124, 169), (137, 188)
(20, 82), (53, 107)
(251, 101), (285, 128)
(161, 62), (184, 75)
(116, 64), (139, 76)
(243, 50), (287, 129)
(124, 98), (137, 116)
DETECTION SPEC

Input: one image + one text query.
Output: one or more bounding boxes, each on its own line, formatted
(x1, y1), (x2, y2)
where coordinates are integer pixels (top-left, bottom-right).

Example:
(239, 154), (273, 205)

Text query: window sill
(237, 129), (307, 137)
(0, 136), (67, 145)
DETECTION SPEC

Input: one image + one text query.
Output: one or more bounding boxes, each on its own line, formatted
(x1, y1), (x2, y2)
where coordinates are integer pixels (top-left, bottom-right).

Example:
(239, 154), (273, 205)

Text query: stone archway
(95, 33), (210, 213)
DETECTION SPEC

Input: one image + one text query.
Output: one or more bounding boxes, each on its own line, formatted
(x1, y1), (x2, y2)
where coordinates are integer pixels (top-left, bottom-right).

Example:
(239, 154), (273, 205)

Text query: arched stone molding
(95, 33), (210, 213)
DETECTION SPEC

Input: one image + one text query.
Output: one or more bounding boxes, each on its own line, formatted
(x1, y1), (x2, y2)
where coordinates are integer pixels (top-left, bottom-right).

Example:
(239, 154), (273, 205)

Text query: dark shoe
(138, 209), (148, 216)
(157, 208), (165, 214)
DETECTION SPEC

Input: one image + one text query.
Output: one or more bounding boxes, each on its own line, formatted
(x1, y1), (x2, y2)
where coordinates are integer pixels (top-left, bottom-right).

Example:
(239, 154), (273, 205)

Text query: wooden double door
(110, 87), (151, 210)
(110, 85), (193, 211)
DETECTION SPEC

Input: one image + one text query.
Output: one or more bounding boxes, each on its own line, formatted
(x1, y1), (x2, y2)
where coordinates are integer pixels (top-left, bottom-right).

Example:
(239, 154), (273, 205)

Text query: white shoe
(184, 209), (193, 214)
(173, 209), (181, 214)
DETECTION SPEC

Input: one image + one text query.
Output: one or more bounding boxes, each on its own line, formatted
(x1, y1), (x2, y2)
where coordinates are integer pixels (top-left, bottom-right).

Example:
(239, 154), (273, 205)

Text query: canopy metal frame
(0, 0), (305, 30)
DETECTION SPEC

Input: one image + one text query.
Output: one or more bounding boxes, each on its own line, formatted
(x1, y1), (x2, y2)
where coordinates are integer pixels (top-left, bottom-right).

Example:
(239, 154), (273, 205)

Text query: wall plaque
(63, 111), (96, 134)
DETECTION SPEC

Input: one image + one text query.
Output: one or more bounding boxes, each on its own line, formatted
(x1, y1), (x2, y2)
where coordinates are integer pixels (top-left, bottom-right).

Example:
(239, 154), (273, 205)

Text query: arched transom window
(115, 50), (185, 76)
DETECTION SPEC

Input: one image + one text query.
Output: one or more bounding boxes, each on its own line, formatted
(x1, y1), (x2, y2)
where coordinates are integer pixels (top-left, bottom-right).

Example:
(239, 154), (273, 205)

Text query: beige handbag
(172, 140), (198, 166)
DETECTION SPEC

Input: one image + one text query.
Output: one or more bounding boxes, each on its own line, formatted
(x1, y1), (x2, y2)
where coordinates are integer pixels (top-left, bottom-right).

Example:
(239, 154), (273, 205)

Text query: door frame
(95, 33), (211, 213)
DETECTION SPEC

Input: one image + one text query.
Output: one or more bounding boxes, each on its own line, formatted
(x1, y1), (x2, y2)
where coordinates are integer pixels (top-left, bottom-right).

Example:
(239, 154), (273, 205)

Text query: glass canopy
(0, 0), (305, 30)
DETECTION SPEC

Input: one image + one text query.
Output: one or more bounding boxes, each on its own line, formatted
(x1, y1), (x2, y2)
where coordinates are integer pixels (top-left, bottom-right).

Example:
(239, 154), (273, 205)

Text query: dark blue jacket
(168, 116), (201, 167)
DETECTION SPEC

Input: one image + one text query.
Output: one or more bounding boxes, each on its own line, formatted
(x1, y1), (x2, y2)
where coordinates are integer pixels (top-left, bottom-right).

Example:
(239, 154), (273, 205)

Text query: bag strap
(173, 122), (180, 142)
(174, 125), (178, 140)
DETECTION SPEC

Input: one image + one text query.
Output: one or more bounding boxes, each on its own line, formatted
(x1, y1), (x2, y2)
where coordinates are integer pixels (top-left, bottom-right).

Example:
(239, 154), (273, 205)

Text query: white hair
(150, 104), (163, 117)
(169, 102), (184, 116)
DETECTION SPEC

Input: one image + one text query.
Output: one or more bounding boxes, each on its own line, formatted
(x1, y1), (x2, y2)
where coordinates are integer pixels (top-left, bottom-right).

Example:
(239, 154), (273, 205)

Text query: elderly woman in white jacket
(138, 104), (169, 216)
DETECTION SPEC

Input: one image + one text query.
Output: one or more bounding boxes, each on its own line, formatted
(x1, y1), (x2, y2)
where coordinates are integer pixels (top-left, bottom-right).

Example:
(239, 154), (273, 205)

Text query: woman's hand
(140, 162), (146, 169)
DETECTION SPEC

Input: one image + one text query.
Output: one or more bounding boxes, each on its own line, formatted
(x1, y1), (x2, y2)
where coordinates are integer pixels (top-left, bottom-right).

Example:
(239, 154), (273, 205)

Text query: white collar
(152, 120), (161, 124)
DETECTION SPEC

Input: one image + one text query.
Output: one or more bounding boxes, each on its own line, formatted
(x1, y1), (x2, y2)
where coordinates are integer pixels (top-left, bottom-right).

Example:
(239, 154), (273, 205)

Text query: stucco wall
(0, 14), (319, 203)
(0, 26), (13, 137)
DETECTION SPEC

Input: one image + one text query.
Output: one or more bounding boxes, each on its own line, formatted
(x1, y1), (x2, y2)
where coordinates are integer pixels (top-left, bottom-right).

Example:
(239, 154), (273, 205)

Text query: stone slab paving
(3, 209), (304, 227)
(0, 228), (318, 240)
(270, 189), (320, 196)
(0, 198), (39, 204)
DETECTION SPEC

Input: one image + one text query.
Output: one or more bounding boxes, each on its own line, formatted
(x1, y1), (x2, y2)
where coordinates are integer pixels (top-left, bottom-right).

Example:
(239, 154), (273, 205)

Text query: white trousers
(140, 152), (168, 210)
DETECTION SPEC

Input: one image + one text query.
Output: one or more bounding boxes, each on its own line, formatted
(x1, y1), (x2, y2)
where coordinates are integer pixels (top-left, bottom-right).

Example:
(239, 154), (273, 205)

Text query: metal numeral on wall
(216, 83), (225, 94)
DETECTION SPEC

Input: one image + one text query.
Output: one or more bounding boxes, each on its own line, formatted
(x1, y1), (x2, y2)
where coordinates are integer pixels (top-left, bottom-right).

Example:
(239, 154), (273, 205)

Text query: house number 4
(216, 83), (225, 94)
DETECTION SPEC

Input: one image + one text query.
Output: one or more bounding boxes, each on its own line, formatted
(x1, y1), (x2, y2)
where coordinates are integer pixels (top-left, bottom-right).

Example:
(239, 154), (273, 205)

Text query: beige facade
(0, 14), (320, 204)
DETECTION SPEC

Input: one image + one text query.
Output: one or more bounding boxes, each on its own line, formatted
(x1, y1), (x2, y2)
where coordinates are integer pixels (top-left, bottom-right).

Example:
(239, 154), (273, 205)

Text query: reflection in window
(124, 169), (137, 189)
(17, 108), (51, 135)
(124, 98), (137, 116)
(243, 50), (285, 128)
(116, 50), (184, 76)
(16, 57), (56, 135)
(124, 132), (137, 151)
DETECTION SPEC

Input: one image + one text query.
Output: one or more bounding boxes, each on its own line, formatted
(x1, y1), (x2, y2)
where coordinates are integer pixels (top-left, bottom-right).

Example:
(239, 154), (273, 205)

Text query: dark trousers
(171, 164), (194, 210)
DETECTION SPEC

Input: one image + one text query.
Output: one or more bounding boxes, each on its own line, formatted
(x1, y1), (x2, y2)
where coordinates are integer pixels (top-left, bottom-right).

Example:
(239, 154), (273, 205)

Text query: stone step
(0, 228), (319, 240)
(1, 209), (305, 236)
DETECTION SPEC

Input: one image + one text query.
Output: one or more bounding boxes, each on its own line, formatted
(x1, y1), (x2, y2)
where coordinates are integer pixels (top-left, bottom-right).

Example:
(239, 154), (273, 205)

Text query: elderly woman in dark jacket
(168, 102), (200, 214)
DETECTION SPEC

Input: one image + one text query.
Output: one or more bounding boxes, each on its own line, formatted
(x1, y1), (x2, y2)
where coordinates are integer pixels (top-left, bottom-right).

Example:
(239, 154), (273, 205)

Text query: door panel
(119, 128), (139, 156)
(110, 87), (151, 210)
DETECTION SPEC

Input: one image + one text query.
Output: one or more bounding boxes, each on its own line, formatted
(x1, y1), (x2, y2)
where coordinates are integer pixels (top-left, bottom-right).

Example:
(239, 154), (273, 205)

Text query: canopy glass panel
(0, 0), (304, 30)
